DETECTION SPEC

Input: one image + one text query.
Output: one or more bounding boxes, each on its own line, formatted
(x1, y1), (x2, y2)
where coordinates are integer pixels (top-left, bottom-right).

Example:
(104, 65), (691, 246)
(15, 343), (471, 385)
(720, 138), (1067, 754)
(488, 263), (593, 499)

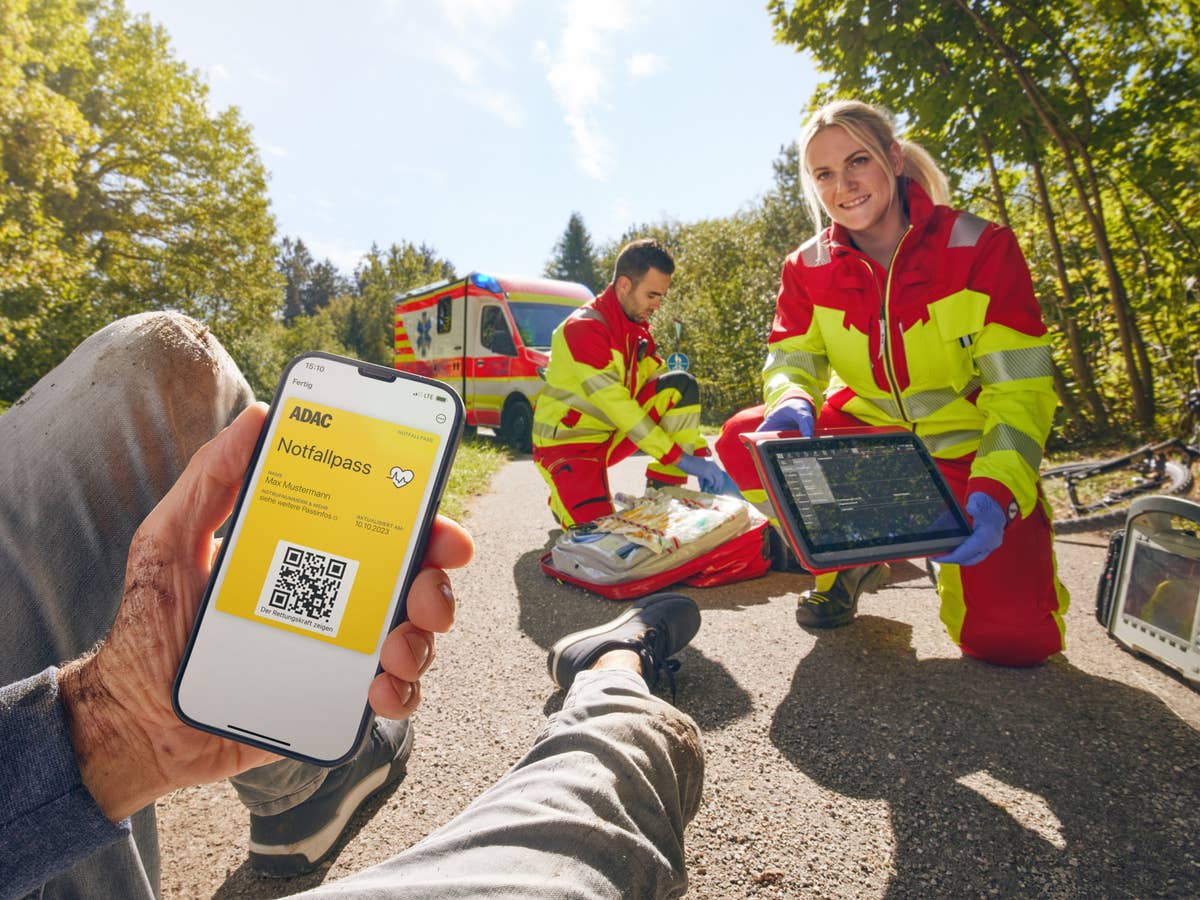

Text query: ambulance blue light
(470, 273), (503, 294)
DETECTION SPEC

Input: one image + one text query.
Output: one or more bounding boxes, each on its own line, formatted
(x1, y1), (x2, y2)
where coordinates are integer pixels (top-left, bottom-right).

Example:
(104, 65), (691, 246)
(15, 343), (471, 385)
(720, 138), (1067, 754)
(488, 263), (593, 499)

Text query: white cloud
(628, 52), (663, 80)
(466, 90), (523, 127)
(438, 0), (520, 31)
(209, 63), (230, 81)
(432, 42), (481, 85)
(307, 239), (369, 275)
(257, 140), (287, 158)
(541, 0), (634, 180)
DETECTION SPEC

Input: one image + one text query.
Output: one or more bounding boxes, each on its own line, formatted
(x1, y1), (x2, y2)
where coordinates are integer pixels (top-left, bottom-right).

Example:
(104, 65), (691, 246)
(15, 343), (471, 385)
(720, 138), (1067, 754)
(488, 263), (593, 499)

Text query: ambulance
(394, 272), (593, 452)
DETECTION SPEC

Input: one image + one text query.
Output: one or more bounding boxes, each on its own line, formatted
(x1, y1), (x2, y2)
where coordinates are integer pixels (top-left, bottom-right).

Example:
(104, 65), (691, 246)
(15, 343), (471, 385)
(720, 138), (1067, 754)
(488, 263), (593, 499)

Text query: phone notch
(358, 365), (398, 382)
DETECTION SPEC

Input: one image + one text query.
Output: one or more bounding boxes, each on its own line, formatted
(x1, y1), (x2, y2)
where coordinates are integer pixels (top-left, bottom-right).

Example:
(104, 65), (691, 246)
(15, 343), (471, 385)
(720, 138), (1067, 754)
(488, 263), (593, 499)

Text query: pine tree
(544, 212), (601, 294)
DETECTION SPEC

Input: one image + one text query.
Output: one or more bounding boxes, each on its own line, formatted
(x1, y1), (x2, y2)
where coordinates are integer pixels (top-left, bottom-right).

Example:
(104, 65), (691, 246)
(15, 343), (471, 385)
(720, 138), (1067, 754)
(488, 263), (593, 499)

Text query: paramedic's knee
(957, 620), (1064, 668)
(653, 370), (699, 407)
(715, 405), (767, 489)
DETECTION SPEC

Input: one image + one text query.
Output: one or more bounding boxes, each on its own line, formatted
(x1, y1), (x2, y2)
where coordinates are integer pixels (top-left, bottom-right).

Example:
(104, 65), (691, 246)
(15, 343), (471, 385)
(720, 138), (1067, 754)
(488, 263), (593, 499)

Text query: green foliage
(768, 0), (1200, 438)
(544, 211), (602, 294)
(0, 0), (281, 402)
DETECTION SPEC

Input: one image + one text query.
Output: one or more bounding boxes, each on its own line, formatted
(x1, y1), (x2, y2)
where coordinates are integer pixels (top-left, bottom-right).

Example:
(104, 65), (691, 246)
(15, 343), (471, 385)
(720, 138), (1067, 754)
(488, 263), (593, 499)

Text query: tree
(768, 0), (1200, 437)
(278, 237), (314, 323)
(545, 212), (601, 293)
(0, 0), (281, 401)
(341, 241), (455, 365)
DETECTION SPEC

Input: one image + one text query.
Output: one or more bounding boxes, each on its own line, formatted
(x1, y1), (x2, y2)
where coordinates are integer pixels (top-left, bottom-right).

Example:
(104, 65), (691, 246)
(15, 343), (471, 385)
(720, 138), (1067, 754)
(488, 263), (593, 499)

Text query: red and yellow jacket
(763, 179), (1056, 518)
(533, 285), (685, 466)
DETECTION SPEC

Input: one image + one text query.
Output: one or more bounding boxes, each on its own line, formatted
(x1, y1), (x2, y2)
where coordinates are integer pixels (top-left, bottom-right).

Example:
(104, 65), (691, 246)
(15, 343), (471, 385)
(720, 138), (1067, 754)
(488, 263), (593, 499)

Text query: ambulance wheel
(502, 399), (533, 454)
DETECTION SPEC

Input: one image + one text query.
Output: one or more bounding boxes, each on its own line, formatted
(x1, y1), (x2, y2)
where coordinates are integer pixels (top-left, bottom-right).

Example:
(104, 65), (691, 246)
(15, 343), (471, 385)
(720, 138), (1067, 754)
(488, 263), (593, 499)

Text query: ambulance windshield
(509, 300), (583, 349)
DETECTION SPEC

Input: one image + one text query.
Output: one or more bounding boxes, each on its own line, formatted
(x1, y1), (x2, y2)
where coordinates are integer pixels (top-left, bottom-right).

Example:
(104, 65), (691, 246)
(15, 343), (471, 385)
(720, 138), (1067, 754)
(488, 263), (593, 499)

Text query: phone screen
(174, 353), (462, 764)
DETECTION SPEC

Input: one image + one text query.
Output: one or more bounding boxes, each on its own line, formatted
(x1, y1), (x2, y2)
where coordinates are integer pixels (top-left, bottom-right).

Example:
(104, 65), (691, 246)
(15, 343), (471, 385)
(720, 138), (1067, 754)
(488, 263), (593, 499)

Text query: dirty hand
(57, 403), (474, 823)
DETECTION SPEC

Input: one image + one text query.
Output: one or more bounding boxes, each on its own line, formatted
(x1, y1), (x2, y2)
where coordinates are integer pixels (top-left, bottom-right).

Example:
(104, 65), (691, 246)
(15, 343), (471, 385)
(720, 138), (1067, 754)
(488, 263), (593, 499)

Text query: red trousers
(717, 404), (1069, 666)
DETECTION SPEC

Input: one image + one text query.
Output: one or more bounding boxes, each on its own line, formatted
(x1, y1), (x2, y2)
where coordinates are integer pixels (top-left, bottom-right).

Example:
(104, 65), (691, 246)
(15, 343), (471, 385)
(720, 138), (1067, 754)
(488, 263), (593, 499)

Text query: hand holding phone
(174, 353), (466, 765)
(61, 402), (473, 822)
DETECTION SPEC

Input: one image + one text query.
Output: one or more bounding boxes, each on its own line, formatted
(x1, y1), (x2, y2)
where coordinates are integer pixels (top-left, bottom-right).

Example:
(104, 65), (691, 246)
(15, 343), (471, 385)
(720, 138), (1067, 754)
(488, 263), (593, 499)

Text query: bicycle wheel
(1042, 458), (1193, 535)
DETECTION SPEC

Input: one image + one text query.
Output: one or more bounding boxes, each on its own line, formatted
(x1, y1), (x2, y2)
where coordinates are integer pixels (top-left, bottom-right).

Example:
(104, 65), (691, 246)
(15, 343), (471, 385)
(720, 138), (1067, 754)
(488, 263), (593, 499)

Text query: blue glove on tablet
(761, 399), (814, 437)
(931, 492), (1006, 567)
(677, 453), (728, 494)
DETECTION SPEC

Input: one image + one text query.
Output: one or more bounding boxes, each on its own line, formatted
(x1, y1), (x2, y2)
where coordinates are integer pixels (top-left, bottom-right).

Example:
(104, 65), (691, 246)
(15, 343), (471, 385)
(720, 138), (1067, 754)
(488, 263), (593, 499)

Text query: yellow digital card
(216, 398), (440, 654)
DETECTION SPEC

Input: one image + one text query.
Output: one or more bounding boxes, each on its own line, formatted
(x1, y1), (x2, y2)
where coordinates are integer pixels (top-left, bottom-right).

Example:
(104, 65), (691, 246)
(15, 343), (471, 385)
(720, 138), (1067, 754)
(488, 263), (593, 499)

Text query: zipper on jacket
(860, 226), (913, 422)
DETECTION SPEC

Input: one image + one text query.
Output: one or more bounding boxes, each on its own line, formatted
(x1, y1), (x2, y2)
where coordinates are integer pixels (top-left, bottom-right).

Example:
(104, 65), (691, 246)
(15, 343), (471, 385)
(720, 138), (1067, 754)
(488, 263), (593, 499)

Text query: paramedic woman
(716, 99), (1069, 667)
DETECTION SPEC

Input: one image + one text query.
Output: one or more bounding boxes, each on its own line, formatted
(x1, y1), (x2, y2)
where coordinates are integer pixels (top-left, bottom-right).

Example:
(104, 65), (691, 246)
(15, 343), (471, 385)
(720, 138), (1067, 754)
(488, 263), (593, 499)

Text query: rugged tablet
(741, 429), (971, 571)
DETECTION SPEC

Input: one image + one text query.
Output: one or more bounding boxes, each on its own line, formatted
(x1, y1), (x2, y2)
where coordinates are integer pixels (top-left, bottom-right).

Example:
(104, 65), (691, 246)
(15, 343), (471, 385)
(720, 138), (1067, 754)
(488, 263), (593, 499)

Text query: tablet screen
(755, 432), (970, 567)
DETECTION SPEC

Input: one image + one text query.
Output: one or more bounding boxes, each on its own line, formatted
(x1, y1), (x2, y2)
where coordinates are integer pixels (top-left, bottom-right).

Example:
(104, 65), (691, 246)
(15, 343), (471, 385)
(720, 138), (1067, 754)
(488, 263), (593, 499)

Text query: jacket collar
(593, 283), (655, 354)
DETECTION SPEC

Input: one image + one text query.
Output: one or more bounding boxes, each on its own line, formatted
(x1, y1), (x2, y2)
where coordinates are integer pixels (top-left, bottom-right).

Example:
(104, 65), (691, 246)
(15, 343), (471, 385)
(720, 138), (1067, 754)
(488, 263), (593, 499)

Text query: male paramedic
(533, 238), (733, 527)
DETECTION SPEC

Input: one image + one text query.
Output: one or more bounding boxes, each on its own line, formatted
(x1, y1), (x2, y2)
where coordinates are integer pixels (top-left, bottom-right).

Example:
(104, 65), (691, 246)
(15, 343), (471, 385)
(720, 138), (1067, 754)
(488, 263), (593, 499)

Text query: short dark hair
(613, 238), (675, 284)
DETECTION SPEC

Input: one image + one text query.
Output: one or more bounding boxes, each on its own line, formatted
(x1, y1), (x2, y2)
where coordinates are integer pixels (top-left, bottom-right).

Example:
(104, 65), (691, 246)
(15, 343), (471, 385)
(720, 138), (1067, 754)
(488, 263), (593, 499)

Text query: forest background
(2, 0), (1197, 449)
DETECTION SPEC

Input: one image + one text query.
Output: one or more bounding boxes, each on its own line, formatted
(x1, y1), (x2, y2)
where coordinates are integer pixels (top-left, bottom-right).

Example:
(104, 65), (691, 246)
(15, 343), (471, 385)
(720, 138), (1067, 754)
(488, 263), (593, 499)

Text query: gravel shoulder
(158, 454), (1200, 898)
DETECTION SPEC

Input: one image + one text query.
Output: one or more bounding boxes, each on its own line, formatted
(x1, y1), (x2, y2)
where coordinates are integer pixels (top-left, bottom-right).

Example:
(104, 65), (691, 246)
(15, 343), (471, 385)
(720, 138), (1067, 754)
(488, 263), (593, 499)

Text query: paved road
(159, 454), (1200, 898)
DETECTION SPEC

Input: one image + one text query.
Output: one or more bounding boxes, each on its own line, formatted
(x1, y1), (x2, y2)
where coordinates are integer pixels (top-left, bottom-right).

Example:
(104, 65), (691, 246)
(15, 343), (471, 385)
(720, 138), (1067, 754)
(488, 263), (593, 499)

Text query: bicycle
(1041, 372), (1200, 535)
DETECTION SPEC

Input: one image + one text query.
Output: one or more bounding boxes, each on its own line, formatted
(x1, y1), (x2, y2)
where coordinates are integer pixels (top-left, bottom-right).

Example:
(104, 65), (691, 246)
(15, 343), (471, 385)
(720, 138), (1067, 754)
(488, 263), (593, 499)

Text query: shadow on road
(770, 615), (1200, 896)
(514, 535), (756, 731)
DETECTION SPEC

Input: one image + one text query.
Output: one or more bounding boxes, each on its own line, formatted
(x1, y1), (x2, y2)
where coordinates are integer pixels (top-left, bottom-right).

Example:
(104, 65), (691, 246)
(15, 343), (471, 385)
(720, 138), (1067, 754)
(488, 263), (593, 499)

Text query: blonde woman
(717, 100), (1068, 667)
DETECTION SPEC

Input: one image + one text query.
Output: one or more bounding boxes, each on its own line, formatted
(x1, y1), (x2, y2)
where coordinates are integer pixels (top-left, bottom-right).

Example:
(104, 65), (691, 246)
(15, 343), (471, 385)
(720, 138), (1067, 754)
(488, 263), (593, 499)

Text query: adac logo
(289, 405), (333, 428)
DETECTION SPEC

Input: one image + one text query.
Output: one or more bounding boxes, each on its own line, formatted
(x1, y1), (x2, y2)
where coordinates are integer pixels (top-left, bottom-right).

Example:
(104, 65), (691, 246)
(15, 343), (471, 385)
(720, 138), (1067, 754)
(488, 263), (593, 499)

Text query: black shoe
(248, 718), (413, 877)
(547, 593), (701, 696)
(768, 528), (808, 572)
(796, 563), (890, 628)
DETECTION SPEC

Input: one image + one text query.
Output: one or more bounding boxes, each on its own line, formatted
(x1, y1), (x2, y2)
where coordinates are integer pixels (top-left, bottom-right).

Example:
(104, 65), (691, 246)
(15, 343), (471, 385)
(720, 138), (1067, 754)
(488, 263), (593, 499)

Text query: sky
(123, 0), (820, 281)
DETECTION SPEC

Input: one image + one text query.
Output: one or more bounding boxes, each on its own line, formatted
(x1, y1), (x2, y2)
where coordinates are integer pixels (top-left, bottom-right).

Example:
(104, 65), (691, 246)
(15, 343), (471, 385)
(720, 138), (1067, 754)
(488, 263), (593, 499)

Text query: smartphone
(173, 352), (463, 765)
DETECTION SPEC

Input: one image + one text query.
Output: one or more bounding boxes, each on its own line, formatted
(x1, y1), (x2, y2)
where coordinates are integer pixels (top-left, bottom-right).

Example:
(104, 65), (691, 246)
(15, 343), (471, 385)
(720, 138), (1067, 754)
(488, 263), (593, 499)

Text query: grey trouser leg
(0, 313), (327, 897)
(301, 668), (705, 900)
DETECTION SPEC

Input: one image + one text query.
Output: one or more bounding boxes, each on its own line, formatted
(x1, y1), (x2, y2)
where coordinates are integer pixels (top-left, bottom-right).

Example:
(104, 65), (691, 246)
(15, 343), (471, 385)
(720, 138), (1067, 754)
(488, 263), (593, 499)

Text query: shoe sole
(547, 603), (650, 688)
(248, 724), (414, 878)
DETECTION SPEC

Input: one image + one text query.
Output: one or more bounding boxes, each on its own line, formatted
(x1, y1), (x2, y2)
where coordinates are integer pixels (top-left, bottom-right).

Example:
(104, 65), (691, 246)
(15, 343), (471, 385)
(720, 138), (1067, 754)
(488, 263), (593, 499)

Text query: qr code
(255, 541), (358, 637)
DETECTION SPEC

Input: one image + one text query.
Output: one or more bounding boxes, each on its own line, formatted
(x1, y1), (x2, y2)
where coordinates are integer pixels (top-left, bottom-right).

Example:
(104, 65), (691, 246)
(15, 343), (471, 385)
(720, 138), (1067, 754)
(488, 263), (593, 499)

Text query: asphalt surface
(158, 453), (1200, 899)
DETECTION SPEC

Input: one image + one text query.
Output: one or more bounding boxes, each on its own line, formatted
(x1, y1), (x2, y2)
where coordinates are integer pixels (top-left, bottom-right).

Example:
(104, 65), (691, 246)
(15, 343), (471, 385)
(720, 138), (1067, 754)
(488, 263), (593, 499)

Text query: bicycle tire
(1045, 459), (1193, 535)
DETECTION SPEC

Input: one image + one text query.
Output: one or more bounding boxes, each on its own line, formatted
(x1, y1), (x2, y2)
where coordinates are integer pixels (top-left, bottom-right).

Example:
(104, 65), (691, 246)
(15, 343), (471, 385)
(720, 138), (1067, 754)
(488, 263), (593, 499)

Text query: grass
(439, 432), (516, 522)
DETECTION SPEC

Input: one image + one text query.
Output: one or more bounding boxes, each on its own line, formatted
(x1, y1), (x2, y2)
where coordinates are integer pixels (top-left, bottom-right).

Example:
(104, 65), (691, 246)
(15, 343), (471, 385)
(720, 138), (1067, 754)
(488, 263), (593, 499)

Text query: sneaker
(248, 718), (414, 877)
(795, 563), (891, 628)
(547, 592), (701, 695)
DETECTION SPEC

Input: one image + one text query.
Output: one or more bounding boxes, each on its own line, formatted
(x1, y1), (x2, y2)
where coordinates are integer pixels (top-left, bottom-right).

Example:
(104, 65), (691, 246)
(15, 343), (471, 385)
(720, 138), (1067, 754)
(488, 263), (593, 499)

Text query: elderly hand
(58, 403), (474, 822)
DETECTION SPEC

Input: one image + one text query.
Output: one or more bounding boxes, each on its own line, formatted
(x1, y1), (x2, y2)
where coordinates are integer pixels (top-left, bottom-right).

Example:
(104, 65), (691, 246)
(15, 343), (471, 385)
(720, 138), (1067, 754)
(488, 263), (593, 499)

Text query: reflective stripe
(624, 412), (658, 445)
(978, 424), (1044, 472)
(763, 348), (827, 381)
(799, 234), (832, 267)
(904, 378), (980, 419)
(534, 421), (613, 441)
(948, 212), (988, 248)
(859, 394), (902, 419)
(922, 429), (982, 454)
(659, 409), (699, 431)
(581, 371), (622, 396)
(538, 386), (614, 427)
(977, 345), (1054, 383)
(570, 308), (605, 324)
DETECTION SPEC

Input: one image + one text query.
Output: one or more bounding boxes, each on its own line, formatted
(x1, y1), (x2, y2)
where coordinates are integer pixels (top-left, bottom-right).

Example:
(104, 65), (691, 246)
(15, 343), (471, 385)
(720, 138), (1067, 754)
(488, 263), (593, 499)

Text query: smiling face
(615, 267), (671, 324)
(805, 124), (906, 249)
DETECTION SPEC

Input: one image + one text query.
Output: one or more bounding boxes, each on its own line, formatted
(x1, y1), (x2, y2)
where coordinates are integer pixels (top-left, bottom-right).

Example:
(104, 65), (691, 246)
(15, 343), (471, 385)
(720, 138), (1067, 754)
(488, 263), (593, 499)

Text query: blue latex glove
(715, 470), (743, 498)
(761, 398), (815, 436)
(676, 453), (727, 494)
(931, 492), (1006, 567)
